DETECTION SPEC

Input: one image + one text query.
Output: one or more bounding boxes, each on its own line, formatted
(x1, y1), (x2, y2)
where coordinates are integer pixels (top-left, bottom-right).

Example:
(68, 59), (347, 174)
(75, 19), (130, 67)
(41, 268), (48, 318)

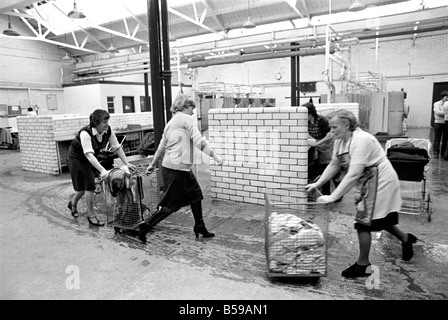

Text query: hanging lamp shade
(68, 0), (86, 19)
(348, 0), (366, 12)
(107, 43), (118, 53)
(243, 0), (256, 29)
(62, 52), (72, 61)
(169, 32), (177, 42)
(3, 16), (20, 36)
(243, 17), (256, 29)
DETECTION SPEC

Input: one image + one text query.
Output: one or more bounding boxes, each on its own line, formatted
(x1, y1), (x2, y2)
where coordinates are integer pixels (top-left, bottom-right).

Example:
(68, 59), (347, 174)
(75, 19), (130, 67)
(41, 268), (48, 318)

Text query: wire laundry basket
(264, 187), (330, 278)
(106, 157), (163, 232)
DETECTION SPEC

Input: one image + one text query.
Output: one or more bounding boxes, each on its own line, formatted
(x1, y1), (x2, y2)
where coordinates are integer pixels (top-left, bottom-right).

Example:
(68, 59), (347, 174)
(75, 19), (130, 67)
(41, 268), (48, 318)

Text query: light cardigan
(433, 100), (446, 124)
(154, 112), (214, 171)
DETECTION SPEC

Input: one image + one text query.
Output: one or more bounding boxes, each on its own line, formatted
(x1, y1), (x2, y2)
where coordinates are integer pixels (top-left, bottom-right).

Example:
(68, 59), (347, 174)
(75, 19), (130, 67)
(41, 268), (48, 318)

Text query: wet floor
(0, 127), (447, 300)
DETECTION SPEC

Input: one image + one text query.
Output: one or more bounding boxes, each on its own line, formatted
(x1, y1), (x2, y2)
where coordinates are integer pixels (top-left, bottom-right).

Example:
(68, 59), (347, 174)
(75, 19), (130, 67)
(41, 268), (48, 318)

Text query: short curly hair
(170, 94), (196, 114)
(328, 109), (359, 131)
(89, 109), (110, 127)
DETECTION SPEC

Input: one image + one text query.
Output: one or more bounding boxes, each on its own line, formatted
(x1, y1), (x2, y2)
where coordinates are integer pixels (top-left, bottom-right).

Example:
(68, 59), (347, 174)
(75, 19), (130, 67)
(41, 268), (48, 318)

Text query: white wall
(197, 32), (448, 128)
(63, 84), (102, 116)
(0, 15), (69, 117)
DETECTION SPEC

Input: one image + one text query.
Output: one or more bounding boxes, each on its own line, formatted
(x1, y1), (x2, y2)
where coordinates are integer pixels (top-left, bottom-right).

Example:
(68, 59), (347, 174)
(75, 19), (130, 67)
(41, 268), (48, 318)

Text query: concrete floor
(0, 128), (447, 300)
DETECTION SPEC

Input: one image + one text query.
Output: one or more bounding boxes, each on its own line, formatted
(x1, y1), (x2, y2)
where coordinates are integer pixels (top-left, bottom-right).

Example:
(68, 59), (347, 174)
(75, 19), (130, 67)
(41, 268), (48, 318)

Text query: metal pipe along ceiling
(187, 47), (333, 68)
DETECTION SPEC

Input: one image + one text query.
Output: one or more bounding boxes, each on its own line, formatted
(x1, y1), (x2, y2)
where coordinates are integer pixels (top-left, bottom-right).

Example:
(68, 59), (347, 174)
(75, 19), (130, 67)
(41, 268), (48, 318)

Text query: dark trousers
(443, 121), (448, 158)
(433, 123), (445, 156)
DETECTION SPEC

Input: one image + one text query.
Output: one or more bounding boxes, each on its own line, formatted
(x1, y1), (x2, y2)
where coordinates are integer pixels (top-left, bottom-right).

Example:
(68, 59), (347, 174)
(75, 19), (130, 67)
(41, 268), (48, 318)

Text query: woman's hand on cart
(126, 162), (136, 172)
(146, 164), (156, 175)
(305, 182), (319, 193)
(100, 169), (110, 180)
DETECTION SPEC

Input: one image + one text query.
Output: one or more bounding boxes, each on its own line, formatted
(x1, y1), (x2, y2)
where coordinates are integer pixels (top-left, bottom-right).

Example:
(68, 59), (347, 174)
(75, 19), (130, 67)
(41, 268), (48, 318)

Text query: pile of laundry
(104, 166), (150, 228)
(268, 212), (326, 275)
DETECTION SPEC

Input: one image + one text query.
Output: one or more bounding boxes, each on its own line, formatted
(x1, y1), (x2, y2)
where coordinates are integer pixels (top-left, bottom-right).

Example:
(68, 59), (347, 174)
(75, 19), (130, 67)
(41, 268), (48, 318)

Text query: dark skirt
(68, 146), (95, 192)
(354, 211), (399, 232)
(158, 166), (203, 211)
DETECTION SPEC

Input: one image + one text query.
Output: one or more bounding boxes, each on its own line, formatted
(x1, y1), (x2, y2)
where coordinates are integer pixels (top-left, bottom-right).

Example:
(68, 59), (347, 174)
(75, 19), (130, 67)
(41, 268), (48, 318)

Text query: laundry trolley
(385, 138), (432, 221)
(105, 157), (163, 234)
(265, 188), (329, 279)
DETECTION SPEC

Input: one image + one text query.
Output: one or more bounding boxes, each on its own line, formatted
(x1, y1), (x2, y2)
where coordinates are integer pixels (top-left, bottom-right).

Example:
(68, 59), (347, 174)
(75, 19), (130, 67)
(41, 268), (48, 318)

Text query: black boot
(138, 207), (174, 243)
(191, 201), (214, 239)
(402, 233), (418, 261)
(194, 223), (214, 239)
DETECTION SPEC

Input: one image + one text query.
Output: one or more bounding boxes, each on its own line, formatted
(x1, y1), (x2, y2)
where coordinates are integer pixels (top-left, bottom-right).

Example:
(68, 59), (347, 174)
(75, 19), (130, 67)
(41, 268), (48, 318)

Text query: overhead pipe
(187, 47), (333, 68)
(188, 41), (328, 63)
(182, 35), (329, 58)
(73, 69), (151, 82)
(356, 25), (447, 41)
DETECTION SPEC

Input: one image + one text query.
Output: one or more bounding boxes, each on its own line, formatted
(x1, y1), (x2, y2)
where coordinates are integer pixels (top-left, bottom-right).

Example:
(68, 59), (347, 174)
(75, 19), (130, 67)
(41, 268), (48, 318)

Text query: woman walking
(138, 94), (223, 243)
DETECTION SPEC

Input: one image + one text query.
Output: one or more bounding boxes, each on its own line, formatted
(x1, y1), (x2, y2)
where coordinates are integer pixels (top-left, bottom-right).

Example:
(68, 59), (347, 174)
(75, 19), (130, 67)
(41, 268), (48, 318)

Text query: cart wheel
(94, 182), (102, 194)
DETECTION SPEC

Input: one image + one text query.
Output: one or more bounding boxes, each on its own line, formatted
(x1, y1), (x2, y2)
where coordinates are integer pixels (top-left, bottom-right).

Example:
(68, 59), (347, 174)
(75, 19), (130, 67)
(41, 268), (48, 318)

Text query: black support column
(147, 0), (172, 149)
(290, 42), (300, 106)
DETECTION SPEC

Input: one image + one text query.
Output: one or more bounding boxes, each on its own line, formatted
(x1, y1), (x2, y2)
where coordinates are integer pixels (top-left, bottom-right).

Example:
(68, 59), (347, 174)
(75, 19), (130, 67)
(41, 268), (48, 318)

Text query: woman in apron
(306, 109), (418, 278)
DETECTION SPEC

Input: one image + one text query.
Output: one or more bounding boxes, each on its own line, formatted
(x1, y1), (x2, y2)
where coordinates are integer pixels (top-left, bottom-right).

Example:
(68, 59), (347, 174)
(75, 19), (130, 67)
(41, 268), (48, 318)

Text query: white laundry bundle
(269, 212), (326, 275)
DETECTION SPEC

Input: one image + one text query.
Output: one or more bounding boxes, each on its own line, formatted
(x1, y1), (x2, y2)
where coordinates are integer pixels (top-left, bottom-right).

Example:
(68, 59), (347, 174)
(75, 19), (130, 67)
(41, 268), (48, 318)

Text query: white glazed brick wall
(208, 107), (310, 206)
(16, 113), (153, 175)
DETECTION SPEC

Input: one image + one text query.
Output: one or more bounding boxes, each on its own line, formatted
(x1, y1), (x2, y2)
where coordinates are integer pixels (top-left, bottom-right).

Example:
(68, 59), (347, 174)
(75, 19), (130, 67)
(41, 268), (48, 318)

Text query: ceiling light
(62, 52), (72, 61)
(169, 32), (177, 42)
(3, 15), (20, 36)
(107, 23), (118, 53)
(348, 0), (366, 12)
(243, 0), (256, 29)
(107, 43), (118, 53)
(67, 0), (86, 19)
(243, 18), (256, 29)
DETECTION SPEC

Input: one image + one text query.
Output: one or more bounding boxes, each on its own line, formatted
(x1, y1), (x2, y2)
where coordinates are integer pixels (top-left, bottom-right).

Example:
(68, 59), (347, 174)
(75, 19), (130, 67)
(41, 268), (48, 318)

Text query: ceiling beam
(169, 7), (222, 37)
(201, 0), (225, 32)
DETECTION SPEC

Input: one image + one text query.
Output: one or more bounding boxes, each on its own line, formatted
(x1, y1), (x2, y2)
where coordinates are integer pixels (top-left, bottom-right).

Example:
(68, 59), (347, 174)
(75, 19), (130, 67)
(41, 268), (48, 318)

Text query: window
(107, 96), (115, 113)
(140, 96), (151, 112)
(122, 96), (135, 113)
(47, 94), (58, 110)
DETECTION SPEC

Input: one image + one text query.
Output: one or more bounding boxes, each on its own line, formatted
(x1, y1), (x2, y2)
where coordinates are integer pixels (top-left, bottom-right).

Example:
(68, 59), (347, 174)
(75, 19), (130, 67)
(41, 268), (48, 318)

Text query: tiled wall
(208, 107), (310, 206)
(16, 113), (153, 175)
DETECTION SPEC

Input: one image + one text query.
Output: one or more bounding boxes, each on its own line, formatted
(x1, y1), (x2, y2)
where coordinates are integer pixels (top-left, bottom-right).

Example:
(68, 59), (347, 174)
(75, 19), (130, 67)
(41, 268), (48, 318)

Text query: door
(122, 96), (135, 113)
(431, 82), (448, 127)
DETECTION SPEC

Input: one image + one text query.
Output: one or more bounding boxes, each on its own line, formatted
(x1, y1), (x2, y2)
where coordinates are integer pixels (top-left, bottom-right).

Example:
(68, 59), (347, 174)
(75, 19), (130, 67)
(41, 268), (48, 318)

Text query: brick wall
(16, 113), (153, 175)
(208, 107), (310, 206)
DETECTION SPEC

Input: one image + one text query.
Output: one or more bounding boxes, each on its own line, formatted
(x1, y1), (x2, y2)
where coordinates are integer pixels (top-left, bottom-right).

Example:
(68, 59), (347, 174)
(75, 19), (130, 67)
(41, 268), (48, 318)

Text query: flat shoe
(68, 201), (79, 218)
(87, 216), (104, 227)
(341, 262), (371, 278)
